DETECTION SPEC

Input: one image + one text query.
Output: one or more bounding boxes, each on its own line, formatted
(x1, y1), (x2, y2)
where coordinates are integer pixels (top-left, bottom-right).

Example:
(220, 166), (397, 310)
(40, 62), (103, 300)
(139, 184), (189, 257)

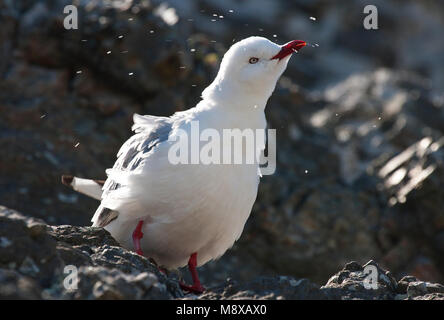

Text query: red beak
(271, 40), (307, 61)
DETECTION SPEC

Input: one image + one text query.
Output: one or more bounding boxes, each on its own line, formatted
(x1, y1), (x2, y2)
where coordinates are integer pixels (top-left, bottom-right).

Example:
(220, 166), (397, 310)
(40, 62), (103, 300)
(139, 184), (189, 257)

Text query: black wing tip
(61, 175), (74, 186)
(96, 208), (118, 227)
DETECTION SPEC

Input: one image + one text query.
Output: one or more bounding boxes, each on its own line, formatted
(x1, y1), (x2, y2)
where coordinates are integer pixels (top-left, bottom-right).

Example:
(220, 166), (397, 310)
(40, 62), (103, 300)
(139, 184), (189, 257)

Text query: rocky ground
(1, 0), (444, 293)
(1, 206), (443, 300)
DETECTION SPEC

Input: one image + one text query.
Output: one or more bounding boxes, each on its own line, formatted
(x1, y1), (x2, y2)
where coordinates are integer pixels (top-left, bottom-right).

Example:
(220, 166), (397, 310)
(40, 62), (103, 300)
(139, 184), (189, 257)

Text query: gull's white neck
(201, 77), (274, 112)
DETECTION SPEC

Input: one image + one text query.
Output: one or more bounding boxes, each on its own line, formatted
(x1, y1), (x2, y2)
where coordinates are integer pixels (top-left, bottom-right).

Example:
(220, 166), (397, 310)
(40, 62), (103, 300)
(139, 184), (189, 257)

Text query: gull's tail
(61, 175), (104, 200)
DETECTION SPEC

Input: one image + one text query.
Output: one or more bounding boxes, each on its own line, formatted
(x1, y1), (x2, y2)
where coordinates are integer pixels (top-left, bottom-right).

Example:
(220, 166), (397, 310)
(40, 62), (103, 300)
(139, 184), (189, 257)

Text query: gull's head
(203, 36), (306, 106)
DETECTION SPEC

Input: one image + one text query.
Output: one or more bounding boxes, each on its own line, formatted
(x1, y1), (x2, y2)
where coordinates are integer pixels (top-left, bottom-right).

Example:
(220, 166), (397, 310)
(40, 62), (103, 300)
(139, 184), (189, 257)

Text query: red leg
(132, 220), (144, 256)
(179, 252), (205, 294)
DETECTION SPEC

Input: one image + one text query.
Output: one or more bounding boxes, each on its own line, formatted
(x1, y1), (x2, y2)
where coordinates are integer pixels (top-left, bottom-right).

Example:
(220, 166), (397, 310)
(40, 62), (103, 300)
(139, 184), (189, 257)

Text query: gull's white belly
(105, 162), (259, 269)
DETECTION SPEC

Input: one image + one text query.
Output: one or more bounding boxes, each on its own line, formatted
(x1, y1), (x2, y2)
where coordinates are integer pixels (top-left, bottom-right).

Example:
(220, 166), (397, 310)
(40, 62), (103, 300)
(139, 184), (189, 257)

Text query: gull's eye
(249, 57), (259, 64)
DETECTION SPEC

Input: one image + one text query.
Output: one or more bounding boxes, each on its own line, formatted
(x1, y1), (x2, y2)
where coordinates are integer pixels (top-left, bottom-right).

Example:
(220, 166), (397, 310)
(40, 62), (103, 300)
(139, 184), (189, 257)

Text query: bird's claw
(179, 281), (205, 294)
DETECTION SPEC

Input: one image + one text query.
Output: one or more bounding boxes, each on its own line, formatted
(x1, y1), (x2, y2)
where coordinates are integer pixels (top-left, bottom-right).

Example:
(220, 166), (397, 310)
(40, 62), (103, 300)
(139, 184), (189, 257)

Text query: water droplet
(74, 142), (80, 148)
(309, 16), (316, 21)
(106, 50), (111, 54)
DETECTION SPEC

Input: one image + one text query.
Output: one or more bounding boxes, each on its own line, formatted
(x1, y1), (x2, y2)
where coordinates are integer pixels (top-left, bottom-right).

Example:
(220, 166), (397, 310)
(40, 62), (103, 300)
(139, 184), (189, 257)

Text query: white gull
(62, 36), (306, 293)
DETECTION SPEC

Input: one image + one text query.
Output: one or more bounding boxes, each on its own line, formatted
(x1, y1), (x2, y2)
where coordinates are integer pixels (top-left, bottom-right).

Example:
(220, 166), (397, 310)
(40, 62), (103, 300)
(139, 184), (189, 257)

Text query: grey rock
(0, 268), (42, 299)
(196, 277), (325, 300)
(321, 260), (397, 300)
(61, 266), (172, 300)
(407, 281), (444, 299)
(1, 207), (444, 300)
(0, 206), (181, 299)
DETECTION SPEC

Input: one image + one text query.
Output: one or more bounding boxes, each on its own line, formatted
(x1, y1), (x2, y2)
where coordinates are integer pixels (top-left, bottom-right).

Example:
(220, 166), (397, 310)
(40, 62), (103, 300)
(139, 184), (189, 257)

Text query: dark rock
(0, 207), (62, 288)
(407, 281), (444, 299)
(0, 269), (42, 299)
(59, 266), (172, 300)
(48, 225), (120, 248)
(198, 260), (444, 300)
(2, 207), (444, 300)
(321, 260), (398, 300)
(344, 261), (364, 272)
(412, 293), (444, 300)
(196, 277), (325, 300)
(0, 206), (182, 299)
(396, 275), (418, 294)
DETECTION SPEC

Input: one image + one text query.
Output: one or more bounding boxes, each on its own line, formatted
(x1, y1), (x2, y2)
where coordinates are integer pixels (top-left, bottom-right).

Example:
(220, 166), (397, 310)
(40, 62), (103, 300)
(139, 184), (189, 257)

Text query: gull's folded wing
(91, 113), (174, 227)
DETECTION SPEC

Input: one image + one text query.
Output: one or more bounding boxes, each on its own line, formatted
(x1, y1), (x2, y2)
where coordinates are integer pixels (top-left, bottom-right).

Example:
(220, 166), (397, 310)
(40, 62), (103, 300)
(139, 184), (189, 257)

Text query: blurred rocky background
(1, 0), (444, 290)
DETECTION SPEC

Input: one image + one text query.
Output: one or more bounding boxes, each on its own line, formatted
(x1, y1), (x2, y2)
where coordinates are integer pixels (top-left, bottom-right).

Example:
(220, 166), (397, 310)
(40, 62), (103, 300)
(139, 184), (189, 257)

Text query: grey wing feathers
(116, 114), (172, 171)
(93, 113), (174, 226)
